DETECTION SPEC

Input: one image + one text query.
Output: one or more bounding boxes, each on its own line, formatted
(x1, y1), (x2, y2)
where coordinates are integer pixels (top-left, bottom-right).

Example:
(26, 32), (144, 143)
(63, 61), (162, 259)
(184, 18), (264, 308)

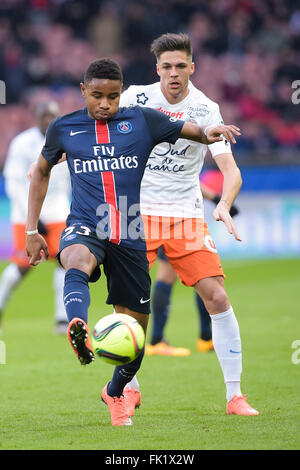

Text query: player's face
(80, 78), (122, 120)
(157, 50), (194, 103)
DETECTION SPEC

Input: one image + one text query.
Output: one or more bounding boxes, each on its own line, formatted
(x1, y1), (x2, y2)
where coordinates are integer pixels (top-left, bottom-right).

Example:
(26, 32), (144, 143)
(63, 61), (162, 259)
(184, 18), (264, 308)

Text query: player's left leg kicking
(58, 231), (150, 426)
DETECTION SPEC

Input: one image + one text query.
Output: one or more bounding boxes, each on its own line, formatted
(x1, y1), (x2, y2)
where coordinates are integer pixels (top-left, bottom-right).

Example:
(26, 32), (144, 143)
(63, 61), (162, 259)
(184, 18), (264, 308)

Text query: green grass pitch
(0, 258), (299, 450)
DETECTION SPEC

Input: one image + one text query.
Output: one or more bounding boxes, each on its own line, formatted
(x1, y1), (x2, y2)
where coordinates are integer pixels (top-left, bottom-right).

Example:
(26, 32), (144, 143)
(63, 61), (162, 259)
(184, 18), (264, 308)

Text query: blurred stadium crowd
(0, 0), (299, 167)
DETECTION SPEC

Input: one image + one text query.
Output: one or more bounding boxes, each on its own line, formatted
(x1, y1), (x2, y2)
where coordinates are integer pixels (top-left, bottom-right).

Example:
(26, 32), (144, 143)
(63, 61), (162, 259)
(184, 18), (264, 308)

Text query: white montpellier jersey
(120, 81), (231, 218)
(4, 126), (70, 224)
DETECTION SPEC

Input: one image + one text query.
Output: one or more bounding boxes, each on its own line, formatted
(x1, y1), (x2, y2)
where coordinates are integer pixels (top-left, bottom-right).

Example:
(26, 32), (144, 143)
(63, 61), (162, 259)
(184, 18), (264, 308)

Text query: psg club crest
(65, 234), (77, 242)
(117, 121), (132, 134)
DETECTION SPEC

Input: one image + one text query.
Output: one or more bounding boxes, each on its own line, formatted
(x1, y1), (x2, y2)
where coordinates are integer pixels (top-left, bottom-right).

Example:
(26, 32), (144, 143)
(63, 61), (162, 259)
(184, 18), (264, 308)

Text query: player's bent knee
(60, 244), (97, 274)
(194, 276), (229, 314)
(209, 289), (230, 314)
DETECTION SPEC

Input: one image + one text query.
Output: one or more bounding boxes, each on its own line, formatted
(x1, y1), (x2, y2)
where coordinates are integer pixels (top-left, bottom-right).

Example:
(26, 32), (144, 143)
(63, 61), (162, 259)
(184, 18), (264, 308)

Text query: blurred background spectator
(0, 0), (299, 168)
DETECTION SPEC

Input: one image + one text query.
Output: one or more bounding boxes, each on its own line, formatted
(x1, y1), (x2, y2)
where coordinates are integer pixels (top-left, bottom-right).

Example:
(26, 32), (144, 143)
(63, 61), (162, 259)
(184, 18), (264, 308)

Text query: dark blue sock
(151, 281), (172, 345)
(63, 268), (90, 324)
(195, 293), (212, 341)
(107, 348), (145, 398)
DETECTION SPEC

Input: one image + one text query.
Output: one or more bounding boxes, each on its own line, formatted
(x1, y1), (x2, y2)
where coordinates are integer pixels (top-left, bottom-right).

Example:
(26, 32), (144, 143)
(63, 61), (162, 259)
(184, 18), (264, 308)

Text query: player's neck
(160, 84), (190, 105)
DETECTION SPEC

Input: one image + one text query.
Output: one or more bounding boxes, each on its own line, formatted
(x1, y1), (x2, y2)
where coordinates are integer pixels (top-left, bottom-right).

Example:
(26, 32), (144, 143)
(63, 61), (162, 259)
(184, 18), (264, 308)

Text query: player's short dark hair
(150, 33), (192, 60)
(83, 58), (123, 84)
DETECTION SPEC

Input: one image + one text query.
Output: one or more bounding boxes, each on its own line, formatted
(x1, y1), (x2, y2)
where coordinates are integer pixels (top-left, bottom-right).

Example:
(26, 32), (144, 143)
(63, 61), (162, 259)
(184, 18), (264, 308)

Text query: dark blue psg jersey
(41, 106), (184, 250)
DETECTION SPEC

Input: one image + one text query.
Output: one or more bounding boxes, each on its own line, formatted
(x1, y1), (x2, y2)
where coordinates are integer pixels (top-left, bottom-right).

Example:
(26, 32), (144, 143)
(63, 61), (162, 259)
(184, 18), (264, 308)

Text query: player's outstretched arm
(26, 154), (52, 266)
(213, 153), (242, 242)
(180, 122), (241, 145)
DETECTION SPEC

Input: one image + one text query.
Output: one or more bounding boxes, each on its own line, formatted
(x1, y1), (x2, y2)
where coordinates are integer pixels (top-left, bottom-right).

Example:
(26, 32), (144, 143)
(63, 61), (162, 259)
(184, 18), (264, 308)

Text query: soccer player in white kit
(120, 33), (259, 416)
(0, 102), (70, 334)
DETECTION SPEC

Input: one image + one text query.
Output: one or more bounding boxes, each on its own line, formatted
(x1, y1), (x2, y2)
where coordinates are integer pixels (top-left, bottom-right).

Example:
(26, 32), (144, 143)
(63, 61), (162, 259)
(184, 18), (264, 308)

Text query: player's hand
(26, 233), (49, 266)
(213, 201), (242, 242)
(212, 196), (239, 217)
(204, 125), (241, 145)
(27, 162), (37, 180)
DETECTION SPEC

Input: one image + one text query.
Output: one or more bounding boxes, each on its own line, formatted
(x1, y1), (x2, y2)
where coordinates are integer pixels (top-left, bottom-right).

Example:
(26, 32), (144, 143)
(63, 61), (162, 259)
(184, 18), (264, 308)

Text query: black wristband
(212, 196), (221, 206)
(37, 219), (48, 235)
(229, 205), (239, 217)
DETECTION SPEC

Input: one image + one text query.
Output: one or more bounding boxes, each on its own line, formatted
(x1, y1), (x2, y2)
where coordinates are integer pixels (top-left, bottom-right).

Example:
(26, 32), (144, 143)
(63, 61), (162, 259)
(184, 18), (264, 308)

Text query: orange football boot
(67, 317), (94, 365)
(101, 384), (132, 426)
(226, 395), (260, 415)
(196, 338), (214, 352)
(123, 387), (142, 417)
(145, 341), (191, 356)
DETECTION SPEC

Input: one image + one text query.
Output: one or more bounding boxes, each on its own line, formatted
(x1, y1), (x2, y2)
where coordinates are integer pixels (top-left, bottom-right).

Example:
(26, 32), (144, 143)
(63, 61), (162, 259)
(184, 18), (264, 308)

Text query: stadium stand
(0, 0), (299, 168)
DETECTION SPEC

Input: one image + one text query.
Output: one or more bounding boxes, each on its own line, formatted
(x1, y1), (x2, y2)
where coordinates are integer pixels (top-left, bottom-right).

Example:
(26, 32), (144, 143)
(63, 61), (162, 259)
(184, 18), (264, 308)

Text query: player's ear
(80, 82), (86, 98)
(156, 63), (161, 78)
(190, 62), (195, 76)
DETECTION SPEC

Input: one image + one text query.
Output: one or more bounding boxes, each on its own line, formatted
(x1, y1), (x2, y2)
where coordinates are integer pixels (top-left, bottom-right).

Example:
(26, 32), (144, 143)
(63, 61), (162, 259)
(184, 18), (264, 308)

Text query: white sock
(125, 375), (140, 391)
(0, 263), (23, 310)
(210, 306), (242, 402)
(53, 266), (68, 322)
(226, 381), (242, 402)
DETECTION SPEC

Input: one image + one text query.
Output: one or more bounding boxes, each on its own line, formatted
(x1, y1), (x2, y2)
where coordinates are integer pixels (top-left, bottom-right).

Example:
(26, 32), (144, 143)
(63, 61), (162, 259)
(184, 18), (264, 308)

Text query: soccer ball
(91, 313), (145, 366)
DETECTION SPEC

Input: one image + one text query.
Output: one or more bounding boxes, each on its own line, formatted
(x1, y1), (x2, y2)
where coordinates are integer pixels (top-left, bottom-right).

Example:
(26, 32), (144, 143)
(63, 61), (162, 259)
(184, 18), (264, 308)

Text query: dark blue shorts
(57, 224), (151, 314)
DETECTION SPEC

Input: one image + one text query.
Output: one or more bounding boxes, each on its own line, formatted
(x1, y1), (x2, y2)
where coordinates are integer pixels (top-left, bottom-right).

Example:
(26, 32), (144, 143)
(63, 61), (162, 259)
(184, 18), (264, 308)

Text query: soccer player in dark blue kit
(26, 59), (241, 426)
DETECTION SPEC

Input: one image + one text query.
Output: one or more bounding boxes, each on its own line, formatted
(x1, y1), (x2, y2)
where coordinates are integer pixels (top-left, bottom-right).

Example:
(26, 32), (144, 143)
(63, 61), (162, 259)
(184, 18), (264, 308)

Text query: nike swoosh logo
(229, 349), (241, 354)
(70, 130), (87, 136)
(140, 298), (150, 304)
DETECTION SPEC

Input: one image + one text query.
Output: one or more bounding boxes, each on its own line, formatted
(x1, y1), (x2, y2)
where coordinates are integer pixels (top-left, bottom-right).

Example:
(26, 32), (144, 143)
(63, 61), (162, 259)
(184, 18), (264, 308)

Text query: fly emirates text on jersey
(73, 145), (138, 173)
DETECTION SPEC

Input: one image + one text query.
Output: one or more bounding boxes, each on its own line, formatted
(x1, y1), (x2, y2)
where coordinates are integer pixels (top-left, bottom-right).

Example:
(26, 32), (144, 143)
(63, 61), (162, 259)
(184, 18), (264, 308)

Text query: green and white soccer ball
(91, 313), (145, 366)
